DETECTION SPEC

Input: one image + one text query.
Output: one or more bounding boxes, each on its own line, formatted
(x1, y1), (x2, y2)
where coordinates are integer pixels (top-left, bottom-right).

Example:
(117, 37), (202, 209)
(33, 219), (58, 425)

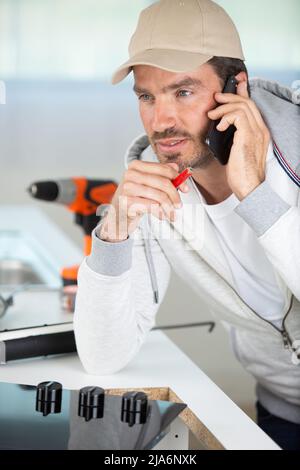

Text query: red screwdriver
(171, 167), (193, 189)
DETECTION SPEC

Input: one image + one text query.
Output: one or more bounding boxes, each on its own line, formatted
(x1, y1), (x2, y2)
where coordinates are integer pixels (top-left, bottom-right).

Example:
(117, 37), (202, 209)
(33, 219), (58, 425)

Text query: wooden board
(106, 386), (224, 450)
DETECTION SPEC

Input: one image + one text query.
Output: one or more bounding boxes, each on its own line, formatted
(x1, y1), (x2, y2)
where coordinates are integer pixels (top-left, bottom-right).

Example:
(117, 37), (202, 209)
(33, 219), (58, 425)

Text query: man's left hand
(207, 80), (270, 201)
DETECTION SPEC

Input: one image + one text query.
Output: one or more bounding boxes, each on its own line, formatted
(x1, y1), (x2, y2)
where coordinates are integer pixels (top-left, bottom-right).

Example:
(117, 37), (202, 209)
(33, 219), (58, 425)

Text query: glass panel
(0, 382), (187, 450)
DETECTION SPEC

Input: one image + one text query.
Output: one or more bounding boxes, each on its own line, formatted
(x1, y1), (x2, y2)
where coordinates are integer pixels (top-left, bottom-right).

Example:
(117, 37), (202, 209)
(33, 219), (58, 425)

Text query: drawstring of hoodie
(140, 217), (159, 304)
(125, 134), (160, 304)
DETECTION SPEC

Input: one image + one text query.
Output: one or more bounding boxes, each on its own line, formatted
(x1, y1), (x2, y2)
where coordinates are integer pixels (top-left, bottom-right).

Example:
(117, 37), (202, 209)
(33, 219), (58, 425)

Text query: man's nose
(151, 99), (177, 133)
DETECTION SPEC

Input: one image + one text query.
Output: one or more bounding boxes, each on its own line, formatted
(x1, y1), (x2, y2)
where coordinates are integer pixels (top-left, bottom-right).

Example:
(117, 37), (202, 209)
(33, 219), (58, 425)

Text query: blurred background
(0, 0), (299, 419)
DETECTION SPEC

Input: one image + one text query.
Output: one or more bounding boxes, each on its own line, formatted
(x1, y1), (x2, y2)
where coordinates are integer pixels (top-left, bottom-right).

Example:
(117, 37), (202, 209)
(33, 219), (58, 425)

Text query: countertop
(0, 205), (279, 450)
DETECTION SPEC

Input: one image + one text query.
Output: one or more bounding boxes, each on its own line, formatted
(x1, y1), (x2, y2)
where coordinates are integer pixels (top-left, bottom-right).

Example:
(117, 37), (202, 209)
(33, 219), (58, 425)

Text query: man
(74, 0), (300, 450)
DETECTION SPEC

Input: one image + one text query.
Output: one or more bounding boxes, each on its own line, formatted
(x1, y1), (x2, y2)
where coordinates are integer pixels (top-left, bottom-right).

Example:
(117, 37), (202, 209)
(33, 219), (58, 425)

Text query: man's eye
(177, 89), (192, 97)
(139, 94), (152, 102)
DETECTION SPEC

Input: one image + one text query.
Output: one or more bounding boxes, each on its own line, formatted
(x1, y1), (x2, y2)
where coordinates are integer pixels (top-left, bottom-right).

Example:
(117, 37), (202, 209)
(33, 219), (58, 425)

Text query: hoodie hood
(250, 78), (300, 185)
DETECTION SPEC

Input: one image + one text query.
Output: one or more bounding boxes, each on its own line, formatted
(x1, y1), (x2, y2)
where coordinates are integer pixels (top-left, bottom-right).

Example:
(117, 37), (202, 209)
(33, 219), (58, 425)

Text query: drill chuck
(27, 181), (59, 201)
(27, 179), (77, 205)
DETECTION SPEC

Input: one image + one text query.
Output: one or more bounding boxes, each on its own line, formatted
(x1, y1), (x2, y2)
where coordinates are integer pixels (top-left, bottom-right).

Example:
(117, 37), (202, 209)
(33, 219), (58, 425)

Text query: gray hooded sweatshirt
(74, 78), (300, 424)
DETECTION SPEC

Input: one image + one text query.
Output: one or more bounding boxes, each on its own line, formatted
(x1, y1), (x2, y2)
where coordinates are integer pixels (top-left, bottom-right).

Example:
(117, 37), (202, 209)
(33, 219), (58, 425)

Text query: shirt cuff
(86, 227), (134, 276)
(234, 181), (290, 237)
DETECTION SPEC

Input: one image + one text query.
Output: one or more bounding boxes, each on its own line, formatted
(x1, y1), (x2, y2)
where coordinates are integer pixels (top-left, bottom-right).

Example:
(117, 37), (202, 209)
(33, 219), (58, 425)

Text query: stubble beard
(150, 131), (216, 173)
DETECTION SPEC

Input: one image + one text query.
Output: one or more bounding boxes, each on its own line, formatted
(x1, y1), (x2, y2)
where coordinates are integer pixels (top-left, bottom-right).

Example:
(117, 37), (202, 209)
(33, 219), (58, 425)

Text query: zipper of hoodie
(215, 265), (295, 351)
(281, 298), (295, 351)
(188, 177), (295, 353)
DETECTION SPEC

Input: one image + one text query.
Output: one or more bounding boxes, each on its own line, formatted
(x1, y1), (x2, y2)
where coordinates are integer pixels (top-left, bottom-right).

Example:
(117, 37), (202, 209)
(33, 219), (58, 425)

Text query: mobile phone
(205, 75), (238, 165)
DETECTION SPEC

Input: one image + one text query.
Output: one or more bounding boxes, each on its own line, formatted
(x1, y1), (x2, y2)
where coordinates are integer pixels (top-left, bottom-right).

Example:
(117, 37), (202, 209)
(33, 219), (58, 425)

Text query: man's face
(133, 63), (223, 172)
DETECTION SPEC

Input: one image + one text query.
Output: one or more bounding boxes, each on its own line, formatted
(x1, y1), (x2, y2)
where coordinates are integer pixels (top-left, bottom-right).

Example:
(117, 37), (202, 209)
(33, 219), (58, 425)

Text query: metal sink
(0, 230), (61, 289)
(0, 228), (69, 330)
(0, 259), (45, 286)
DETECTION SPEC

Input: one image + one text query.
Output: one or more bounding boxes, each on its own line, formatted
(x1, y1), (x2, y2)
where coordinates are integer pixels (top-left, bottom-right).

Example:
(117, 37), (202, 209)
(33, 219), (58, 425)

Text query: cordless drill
(27, 177), (117, 308)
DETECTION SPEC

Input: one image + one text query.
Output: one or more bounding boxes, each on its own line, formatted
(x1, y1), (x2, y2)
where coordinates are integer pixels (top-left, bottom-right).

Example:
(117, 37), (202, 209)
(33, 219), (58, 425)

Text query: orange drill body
(66, 177), (117, 257)
(67, 177), (117, 217)
(28, 177), (118, 294)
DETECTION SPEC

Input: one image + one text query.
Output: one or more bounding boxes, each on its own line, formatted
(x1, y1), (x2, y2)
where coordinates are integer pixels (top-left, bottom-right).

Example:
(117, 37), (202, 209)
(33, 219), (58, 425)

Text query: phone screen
(205, 75), (238, 165)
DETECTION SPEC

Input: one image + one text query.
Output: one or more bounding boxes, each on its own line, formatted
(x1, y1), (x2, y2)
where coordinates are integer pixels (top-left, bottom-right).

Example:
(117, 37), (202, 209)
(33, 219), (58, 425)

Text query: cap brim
(111, 49), (214, 85)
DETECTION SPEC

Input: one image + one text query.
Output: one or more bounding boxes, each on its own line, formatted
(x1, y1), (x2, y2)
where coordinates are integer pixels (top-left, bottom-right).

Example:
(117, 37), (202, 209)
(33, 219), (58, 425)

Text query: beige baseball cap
(111, 0), (245, 85)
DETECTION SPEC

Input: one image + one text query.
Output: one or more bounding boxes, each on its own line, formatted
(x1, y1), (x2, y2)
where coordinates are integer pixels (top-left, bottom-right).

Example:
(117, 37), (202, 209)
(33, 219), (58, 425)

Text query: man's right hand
(98, 160), (189, 242)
